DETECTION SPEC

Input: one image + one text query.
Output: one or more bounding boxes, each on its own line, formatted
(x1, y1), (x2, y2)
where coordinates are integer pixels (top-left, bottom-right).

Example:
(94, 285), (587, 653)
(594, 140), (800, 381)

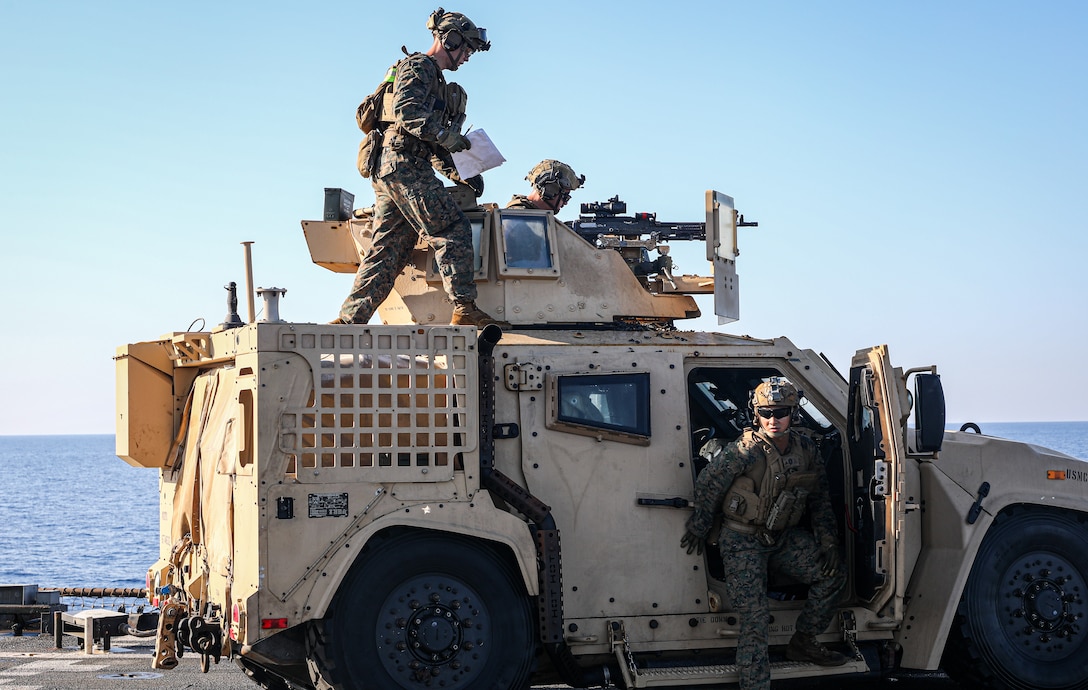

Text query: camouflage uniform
(505, 194), (536, 210)
(338, 53), (477, 324)
(686, 429), (845, 690)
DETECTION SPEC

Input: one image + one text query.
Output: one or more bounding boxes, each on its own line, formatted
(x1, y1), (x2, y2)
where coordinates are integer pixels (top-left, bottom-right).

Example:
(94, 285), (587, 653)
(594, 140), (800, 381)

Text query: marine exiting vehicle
(116, 185), (1088, 690)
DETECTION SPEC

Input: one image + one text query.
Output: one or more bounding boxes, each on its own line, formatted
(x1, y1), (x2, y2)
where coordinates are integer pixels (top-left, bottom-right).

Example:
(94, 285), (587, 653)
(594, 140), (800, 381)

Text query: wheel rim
(374, 574), (491, 686)
(997, 550), (1086, 661)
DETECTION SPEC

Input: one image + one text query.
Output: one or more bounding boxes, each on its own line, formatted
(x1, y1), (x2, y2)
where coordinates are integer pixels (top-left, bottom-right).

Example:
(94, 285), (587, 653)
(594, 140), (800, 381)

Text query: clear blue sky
(2, 1), (1085, 435)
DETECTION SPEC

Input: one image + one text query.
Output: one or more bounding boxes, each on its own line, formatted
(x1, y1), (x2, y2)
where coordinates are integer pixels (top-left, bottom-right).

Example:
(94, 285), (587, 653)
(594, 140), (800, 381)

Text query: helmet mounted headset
(427, 8), (489, 70)
(527, 160), (585, 212)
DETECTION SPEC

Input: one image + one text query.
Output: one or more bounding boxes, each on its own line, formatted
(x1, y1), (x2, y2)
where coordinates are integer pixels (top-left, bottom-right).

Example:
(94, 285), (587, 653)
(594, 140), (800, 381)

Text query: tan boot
(450, 301), (508, 329)
(785, 632), (847, 666)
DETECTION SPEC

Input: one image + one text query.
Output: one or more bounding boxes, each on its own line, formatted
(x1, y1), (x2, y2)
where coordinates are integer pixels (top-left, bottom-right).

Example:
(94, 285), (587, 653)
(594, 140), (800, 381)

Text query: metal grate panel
(278, 326), (477, 483)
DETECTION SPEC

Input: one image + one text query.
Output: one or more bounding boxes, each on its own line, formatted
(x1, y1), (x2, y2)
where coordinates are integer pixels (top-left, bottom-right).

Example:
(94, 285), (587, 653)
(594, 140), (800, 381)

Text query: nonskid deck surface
(0, 631), (961, 689)
(0, 631), (253, 690)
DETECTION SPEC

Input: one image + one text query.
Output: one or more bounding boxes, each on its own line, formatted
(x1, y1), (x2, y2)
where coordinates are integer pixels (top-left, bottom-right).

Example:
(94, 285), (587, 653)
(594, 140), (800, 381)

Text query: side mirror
(913, 373), (945, 454)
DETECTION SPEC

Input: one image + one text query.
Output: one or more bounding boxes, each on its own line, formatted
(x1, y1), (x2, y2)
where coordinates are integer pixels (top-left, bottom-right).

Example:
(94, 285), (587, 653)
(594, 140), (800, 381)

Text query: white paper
(451, 129), (505, 179)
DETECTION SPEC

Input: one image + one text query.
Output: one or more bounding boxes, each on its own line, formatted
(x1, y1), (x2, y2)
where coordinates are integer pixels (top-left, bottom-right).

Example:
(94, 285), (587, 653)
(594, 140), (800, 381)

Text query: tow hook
(177, 615), (223, 673)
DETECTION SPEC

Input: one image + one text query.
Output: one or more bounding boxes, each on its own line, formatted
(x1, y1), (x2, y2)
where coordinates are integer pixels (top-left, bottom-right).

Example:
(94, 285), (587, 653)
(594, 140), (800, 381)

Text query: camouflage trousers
(338, 161), (476, 323)
(719, 527), (846, 690)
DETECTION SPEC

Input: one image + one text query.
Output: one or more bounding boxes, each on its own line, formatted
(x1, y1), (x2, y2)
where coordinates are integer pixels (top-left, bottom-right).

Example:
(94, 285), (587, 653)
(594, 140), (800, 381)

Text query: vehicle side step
(608, 620), (870, 688)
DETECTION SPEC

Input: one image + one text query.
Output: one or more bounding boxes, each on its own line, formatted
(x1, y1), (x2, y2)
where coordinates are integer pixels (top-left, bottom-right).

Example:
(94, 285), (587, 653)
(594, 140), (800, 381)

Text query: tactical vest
(506, 195), (536, 209)
(356, 54), (453, 178)
(377, 55), (455, 129)
(720, 429), (820, 534)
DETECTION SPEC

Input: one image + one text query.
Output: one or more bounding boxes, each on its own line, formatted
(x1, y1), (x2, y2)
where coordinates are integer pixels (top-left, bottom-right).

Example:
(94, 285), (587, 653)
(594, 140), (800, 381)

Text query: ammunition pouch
(445, 82), (467, 119)
(722, 476), (760, 523)
(356, 93), (380, 134)
(721, 466), (820, 540)
(356, 129), (383, 179)
(765, 487), (808, 531)
(443, 82), (467, 134)
(764, 470), (819, 531)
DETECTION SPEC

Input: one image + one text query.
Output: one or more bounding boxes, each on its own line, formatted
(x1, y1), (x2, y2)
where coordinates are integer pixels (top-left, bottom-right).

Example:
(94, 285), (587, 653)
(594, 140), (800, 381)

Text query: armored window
(427, 212), (490, 281)
(496, 209), (560, 276)
(547, 372), (650, 444)
(468, 214), (489, 276)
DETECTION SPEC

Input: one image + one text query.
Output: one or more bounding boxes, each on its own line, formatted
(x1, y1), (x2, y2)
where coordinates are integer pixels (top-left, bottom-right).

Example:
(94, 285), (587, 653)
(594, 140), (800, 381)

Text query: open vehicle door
(847, 345), (913, 620)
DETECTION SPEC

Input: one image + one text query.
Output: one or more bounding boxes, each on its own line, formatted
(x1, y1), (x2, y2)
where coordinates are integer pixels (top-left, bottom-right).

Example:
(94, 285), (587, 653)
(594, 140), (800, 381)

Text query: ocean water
(0, 425), (1085, 589)
(0, 435), (158, 588)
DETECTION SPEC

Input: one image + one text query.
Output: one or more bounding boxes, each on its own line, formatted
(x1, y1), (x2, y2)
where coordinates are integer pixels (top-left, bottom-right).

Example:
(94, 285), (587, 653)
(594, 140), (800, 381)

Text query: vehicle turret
(303, 189), (749, 328)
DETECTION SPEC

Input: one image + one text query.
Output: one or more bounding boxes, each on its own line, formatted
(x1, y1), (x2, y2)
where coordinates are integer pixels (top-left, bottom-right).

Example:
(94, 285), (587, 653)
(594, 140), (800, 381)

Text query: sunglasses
(756, 407), (792, 420)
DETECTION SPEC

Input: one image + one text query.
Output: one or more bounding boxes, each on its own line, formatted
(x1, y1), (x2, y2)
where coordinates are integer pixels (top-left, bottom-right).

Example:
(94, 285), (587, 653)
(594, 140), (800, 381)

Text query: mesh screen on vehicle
(278, 327), (476, 482)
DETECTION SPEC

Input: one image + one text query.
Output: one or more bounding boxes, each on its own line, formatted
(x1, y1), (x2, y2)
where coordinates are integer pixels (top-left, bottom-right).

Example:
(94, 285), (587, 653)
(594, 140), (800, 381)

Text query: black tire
(943, 505), (1088, 690)
(308, 529), (535, 690)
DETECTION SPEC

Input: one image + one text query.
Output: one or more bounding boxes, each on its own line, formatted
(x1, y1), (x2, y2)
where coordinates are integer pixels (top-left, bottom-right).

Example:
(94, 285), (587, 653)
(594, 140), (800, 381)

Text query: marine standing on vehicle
(682, 377), (848, 690)
(334, 8), (499, 328)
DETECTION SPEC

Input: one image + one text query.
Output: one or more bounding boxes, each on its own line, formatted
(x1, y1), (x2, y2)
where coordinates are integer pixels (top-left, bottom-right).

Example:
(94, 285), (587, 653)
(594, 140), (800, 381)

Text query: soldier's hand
(681, 530), (704, 556)
(438, 127), (471, 153)
(465, 174), (484, 197)
(818, 543), (840, 577)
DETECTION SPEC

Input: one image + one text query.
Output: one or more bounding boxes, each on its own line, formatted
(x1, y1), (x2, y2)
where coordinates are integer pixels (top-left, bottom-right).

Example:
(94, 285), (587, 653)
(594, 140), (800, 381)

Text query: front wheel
(943, 505), (1088, 690)
(308, 530), (535, 690)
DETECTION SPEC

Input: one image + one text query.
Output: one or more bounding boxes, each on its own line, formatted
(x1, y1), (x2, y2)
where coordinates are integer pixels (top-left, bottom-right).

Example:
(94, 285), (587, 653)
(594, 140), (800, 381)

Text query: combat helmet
(527, 159), (585, 206)
(750, 377), (800, 435)
(428, 8), (490, 52)
(752, 376), (800, 409)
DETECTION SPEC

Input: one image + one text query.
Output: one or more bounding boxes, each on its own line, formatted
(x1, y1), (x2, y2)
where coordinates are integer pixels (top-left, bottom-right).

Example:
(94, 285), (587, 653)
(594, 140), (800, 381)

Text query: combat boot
(450, 301), (507, 329)
(785, 632), (847, 666)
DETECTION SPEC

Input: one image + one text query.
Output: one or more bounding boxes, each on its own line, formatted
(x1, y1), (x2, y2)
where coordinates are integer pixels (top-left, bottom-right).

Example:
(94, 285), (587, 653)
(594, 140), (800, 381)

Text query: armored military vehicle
(116, 189), (1088, 690)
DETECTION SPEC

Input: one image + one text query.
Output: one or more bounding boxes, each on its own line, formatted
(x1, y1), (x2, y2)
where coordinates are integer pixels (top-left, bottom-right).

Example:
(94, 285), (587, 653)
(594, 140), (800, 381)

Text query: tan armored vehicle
(116, 189), (1088, 690)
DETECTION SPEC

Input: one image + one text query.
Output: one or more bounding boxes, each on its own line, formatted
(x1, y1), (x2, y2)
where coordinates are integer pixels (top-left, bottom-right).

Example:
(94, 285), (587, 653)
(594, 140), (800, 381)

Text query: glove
(681, 530), (704, 556)
(465, 174), (484, 197)
(437, 127), (470, 153)
(817, 543), (840, 578)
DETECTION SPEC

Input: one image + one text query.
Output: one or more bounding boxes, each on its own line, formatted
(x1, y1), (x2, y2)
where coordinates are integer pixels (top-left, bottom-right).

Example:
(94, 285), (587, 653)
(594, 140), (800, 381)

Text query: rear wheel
(943, 505), (1088, 690)
(308, 530), (535, 690)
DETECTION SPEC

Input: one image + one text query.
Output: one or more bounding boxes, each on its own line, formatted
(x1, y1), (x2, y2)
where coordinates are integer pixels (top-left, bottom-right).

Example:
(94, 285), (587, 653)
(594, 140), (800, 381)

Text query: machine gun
(569, 195), (757, 290)
(570, 195), (709, 244)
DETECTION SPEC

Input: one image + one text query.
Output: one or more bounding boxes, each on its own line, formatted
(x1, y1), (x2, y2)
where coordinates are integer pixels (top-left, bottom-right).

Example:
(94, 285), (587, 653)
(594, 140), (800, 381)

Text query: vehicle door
(511, 347), (699, 632)
(848, 344), (915, 621)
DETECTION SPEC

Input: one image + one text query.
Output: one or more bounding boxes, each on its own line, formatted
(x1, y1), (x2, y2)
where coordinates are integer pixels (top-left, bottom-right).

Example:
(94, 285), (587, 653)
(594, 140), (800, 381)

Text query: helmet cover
(752, 376), (800, 409)
(428, 8), (490, 52)
(526, 159), (585, 199)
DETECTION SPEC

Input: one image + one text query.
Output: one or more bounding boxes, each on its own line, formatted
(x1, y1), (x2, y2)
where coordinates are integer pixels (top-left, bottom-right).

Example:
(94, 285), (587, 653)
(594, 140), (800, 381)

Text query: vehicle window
(555, 373), (650, 437)
(501, 214), (552, 268)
